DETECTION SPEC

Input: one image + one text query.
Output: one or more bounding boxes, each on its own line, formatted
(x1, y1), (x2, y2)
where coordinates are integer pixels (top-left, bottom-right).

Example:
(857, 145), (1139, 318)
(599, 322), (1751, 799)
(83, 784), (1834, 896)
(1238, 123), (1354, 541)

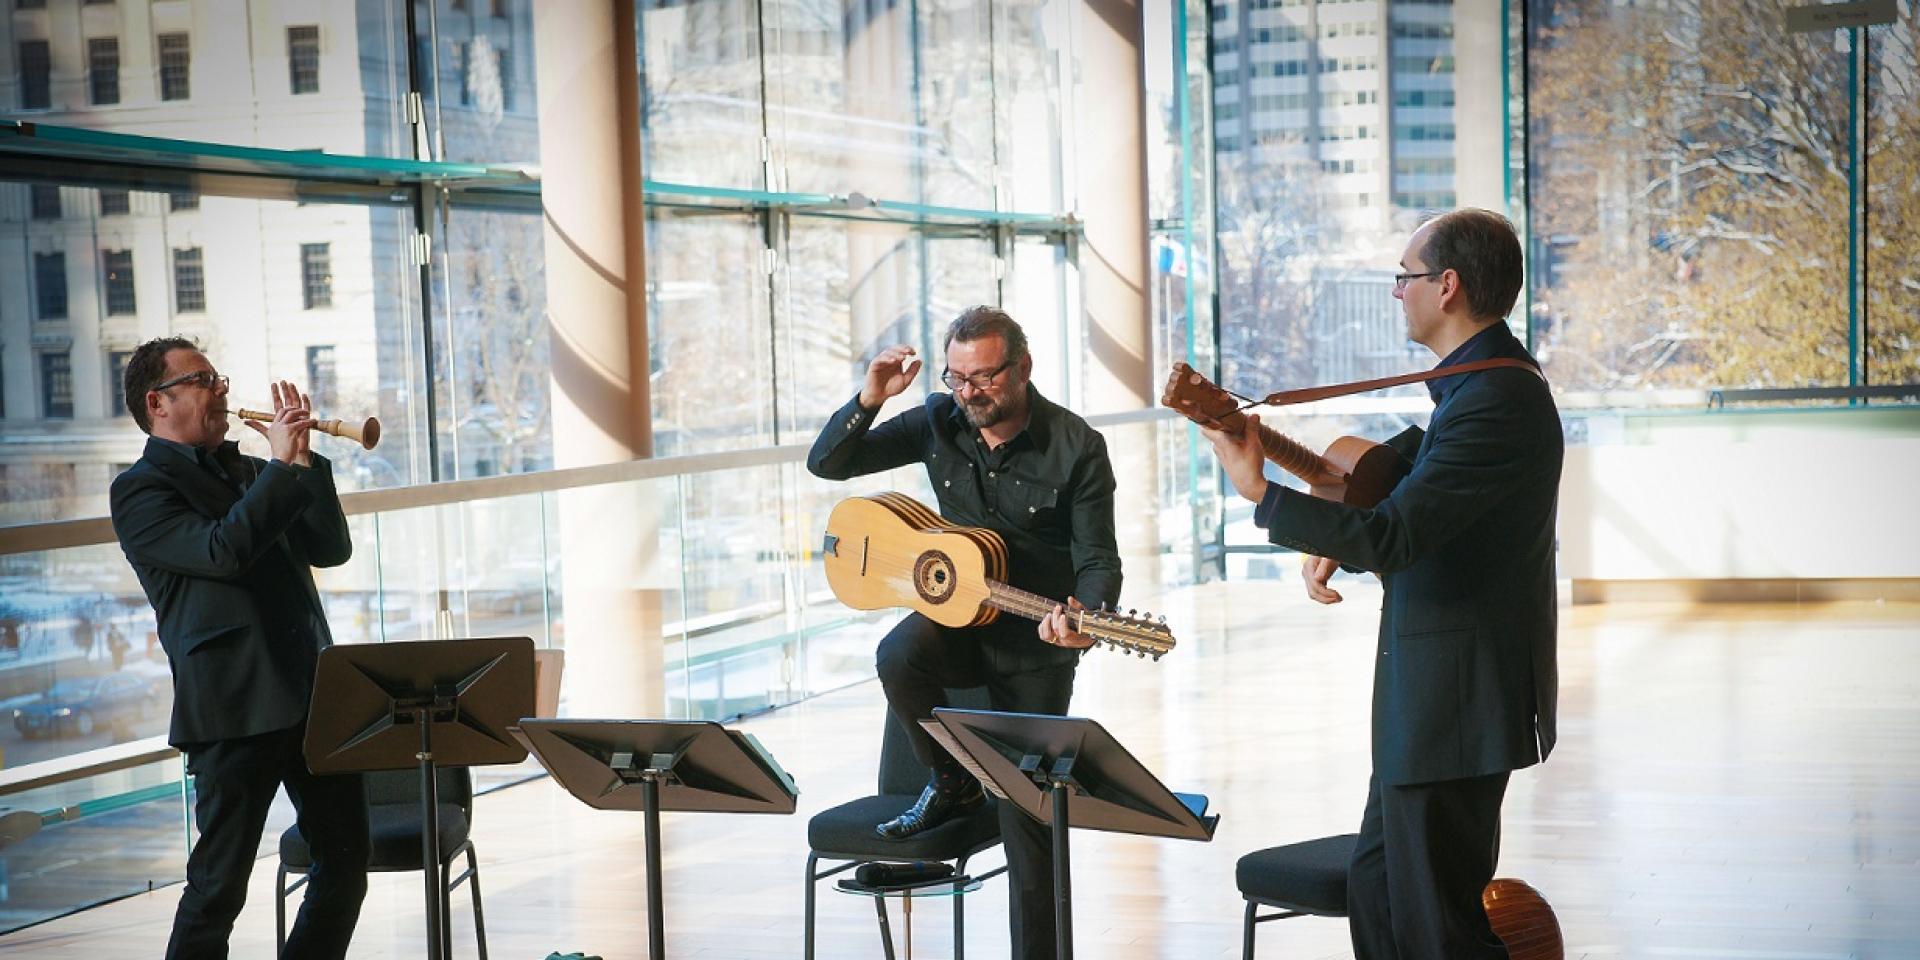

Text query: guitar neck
(983, 580), (1172, 658)
(984, 580), (1066, 625)
(1205, 409), (1343, 486)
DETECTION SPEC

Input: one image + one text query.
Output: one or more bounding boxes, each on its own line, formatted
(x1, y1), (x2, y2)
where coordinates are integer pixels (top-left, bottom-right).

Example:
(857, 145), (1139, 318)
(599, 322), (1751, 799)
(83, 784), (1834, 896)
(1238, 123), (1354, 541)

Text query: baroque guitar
(1160, 361), (1408, 508)
(820, 493), (1175, 659)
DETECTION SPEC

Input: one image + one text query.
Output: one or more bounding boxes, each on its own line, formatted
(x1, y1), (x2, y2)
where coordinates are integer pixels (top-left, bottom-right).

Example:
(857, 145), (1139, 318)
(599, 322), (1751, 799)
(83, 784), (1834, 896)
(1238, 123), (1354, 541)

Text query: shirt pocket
(999, 478), (1061, 530)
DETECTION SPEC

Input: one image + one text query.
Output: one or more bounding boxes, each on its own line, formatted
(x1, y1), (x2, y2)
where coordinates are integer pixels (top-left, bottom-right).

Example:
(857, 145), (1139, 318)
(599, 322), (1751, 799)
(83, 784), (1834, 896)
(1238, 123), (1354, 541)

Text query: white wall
(1558, 408), (1920, 580)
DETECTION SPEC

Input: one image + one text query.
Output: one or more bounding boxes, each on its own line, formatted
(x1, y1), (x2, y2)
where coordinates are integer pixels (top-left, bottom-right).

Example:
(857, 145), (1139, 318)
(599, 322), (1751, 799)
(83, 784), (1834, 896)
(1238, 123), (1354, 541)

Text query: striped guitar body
(820, 493), (1175, 659)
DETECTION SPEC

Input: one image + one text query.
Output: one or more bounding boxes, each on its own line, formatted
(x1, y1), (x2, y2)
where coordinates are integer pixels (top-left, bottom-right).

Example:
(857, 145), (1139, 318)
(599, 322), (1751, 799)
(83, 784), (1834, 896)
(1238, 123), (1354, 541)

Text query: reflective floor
(7, 578), (1919, 959)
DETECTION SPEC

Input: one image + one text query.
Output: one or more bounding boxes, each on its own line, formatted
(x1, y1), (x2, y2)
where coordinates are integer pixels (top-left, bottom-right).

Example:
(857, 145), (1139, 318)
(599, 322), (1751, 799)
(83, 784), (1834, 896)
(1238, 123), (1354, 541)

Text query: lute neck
(984, 579), (1076, 627)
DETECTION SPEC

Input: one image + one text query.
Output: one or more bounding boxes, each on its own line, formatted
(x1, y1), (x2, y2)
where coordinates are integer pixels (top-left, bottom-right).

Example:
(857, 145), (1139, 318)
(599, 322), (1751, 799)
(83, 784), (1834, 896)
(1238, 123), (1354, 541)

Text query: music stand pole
(414, 698), (446, 960)
(643, 769), (666, 960)
(1051, 777), (1073, 960)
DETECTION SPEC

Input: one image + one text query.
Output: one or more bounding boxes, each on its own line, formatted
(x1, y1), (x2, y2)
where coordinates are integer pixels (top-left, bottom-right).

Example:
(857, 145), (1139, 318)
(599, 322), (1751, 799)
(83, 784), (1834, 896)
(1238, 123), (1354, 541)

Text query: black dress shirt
(807, 384), (1124, 627)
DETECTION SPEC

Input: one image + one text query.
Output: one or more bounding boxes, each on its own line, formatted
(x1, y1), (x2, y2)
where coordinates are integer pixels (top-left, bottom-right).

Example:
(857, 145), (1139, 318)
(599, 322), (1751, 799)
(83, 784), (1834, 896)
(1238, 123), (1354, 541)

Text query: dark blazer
(1256, 324), (1562, 785)
(110, 438), (351, 747)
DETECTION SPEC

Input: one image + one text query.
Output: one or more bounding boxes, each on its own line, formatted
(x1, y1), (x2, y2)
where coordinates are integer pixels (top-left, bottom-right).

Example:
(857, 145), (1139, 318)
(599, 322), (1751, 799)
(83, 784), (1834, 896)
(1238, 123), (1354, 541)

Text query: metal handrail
(0, 406), (1177, 557)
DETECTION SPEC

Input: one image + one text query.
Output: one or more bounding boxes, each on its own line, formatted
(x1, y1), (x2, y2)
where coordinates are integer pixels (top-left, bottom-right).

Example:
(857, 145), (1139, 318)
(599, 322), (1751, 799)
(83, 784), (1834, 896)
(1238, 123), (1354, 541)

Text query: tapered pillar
(534, 0), (665, 717)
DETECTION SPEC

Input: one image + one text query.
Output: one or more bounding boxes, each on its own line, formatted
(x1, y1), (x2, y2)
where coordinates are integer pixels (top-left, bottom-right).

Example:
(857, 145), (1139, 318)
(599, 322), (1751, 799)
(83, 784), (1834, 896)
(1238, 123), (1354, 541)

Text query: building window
(169, 190), (199, 211)
(34, 252), (67, 319)
(306, 345), (338, 410)
(109, 350), (133, 417)
(19, 40), (51, 110)
(288, 25), (320, 94)
(99, 188), (130, 216)
(16, 0), (46, 10)
(492, 0), (509, 17)
(173, 247), (206, 313)
(41, 352), (73, 419)
(103, 249), (137, 315)
(301, 243), (332, 309)
(29, 184), (60, 220)
(159, 33), (191, 101)
(89, 37), (120, 105)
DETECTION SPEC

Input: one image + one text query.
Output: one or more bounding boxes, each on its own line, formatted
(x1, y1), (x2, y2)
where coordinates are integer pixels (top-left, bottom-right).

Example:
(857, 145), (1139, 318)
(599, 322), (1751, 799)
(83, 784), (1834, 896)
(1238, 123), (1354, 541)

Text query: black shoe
(876, 781), (986, 840)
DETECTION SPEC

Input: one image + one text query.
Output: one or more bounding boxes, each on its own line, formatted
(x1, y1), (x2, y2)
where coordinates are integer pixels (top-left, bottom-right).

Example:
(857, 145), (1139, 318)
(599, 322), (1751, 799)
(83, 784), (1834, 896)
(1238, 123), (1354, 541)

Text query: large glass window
(1527, 0), (1856, 392)
(1866, 9), (1919, 385)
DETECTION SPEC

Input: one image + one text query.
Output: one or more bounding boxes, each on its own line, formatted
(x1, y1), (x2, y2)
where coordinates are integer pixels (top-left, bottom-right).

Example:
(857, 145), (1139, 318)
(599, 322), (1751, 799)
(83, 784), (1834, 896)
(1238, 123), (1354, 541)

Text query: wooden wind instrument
(235, 408), (382, 450)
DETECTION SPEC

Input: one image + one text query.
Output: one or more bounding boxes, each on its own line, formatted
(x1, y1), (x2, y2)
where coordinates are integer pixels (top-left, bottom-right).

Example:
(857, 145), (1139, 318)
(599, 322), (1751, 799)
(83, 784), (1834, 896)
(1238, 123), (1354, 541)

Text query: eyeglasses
(940, 360), (1015, 391)
(1393, 271), (1442, 291)
(152, 371), (230, 393)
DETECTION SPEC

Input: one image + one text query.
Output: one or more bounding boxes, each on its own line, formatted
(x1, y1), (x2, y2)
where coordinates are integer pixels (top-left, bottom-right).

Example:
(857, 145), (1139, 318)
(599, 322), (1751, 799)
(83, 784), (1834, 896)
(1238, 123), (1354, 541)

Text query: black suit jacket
(110, 438), (352, 747)
(1256, 324), (1562, 785)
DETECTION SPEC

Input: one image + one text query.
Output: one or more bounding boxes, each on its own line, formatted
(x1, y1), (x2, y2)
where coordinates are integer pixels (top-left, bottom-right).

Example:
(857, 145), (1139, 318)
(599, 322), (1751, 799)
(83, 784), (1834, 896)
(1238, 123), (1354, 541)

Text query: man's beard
(960, 393), (1010, 429)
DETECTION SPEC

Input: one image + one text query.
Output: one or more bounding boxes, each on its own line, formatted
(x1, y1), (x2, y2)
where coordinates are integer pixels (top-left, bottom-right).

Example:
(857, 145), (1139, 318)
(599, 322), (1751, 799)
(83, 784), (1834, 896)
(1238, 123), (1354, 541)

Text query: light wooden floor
(7, 580), (1919, 959)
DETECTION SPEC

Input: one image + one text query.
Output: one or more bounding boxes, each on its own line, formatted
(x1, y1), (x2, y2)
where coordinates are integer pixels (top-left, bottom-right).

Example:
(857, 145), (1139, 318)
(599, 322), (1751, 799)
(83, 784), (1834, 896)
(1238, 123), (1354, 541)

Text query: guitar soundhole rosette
(914, 550), (957, 605)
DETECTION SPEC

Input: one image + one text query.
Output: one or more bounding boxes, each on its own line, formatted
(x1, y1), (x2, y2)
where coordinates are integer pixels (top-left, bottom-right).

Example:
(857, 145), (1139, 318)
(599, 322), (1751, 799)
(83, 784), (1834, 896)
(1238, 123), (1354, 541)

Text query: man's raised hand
(859, 345), (923, 410)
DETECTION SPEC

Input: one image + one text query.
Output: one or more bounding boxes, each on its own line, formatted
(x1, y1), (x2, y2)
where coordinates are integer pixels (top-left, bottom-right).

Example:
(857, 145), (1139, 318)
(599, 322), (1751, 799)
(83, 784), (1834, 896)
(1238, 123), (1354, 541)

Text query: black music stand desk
(511, 719), (799, 960)
(923, 708), (1219, 960)
(303, 636), (536, 960)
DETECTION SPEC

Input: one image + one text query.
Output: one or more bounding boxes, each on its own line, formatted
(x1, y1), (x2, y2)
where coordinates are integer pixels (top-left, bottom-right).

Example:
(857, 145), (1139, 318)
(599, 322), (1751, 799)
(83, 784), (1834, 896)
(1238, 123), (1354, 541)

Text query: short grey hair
(944, 305), (1028, 362)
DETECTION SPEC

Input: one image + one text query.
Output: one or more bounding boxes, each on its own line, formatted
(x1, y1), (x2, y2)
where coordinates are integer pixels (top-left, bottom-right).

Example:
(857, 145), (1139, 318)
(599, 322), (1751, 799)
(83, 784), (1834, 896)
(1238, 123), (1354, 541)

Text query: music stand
(303, 637), (535, 960)
(923, 708), (1219, 960)
(511, 719), (799, 960)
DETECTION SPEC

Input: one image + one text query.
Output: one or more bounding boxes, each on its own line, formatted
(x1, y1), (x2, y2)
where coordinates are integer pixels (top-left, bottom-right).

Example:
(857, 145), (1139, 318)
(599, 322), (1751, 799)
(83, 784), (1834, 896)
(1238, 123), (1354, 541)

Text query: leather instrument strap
(1254, 358), (1546, 408)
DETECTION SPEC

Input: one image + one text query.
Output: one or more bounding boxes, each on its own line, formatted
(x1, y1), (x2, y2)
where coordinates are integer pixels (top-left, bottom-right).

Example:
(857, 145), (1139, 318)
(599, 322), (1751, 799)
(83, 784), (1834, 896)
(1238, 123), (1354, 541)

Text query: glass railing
(0, 408), (1203, 933)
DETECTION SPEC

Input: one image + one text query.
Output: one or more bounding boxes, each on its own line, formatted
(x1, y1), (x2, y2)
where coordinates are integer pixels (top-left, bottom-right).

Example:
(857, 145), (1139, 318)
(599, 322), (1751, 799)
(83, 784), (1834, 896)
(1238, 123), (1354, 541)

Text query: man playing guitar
(807, 305), (1124, 960)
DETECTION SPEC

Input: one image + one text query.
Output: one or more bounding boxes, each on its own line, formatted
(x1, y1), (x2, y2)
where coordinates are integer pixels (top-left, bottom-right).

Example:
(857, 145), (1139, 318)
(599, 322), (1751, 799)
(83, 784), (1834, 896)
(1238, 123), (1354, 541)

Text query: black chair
(803, 687), (1004, 960)
(277, 767), (488, 960)
(1236, 833), (1356, 959)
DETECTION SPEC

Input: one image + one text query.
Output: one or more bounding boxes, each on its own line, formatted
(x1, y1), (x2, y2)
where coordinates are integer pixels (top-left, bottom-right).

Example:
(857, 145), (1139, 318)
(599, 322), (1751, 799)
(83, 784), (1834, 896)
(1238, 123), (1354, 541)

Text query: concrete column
(1069, 0), (1159, 595)
(1072, 0), (1154, 416)
(534, 0), (664, 718)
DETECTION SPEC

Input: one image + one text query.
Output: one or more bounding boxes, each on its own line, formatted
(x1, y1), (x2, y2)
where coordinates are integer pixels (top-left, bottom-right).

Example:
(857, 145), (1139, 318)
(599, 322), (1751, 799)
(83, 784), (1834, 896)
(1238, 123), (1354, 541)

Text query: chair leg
(1242, 900), (1257, 960)
(872, 895), (897, 960)
(803, 853), (819, 960)
(275, 864), (289, 958)
(466, 845), (489, 960)
(441, 857), (455, 960)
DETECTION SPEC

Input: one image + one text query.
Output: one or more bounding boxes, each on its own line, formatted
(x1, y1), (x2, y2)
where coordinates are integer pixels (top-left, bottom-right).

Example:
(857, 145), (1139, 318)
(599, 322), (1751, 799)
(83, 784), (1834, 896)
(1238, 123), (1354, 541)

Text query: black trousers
(1347, 770), (1511, 960)
(168, 724), (370, 960)
(876, 613), (1077, 960)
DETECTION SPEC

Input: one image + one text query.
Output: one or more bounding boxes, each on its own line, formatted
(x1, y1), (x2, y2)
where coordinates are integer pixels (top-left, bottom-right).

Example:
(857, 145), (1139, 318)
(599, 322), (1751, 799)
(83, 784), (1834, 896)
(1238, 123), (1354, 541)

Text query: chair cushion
(808, 793), (1000, 862)
(280, 802), (469, 871)
(1235, 833), (1357, 916)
